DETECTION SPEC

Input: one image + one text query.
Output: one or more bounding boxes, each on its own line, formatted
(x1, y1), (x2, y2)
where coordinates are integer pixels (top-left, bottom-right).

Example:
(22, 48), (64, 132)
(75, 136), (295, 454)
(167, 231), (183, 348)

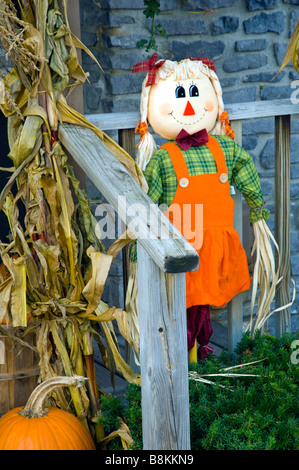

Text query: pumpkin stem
(19, 375), (88, 418)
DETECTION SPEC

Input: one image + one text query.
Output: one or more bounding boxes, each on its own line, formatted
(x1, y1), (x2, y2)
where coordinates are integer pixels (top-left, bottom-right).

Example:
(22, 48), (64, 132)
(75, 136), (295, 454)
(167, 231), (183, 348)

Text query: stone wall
(79, 0), (299, 321)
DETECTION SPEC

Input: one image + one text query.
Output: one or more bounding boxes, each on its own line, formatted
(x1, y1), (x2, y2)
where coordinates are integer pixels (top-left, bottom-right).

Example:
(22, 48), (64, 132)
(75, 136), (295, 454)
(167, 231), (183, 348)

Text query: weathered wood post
(275, 115), (291, 335)
(59, 123), (199, 450)
(227, 119), (244, 354)
(138, 245), (190, 450)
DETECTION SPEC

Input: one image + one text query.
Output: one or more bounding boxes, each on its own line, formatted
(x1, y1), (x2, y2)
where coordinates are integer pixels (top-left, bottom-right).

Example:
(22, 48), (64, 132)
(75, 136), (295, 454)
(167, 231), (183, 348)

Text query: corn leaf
(98, 420), (134, 450)
(274, 20), (299, 77)
(82, 246), (113, 315)
(8, 115), (43, 168)
(10, 256), (27, 327)
(51, 152), (77, 286)
(0, 280), (13, 325)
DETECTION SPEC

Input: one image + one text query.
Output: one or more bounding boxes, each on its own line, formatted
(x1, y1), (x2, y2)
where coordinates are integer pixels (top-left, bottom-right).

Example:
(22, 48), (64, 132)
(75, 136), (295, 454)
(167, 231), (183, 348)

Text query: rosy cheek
(204, 100), (215, 112)
(159, 103), (173, 116)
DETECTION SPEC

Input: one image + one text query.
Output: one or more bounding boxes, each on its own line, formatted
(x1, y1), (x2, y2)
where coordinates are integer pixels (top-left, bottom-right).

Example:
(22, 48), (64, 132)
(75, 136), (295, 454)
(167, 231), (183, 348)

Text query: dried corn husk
(275, 20), (299, 77)
(248, 220), (295, 336)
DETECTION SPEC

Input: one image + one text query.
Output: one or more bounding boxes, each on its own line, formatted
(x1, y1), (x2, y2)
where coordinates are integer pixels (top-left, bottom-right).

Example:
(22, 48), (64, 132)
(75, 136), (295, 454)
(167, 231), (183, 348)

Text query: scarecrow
(132, 54), (278, 362)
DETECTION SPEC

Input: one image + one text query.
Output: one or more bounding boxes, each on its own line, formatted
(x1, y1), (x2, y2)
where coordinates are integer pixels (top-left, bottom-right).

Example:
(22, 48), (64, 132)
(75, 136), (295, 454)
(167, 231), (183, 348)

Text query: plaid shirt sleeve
(230, 139), (269, 223)
(143, 137), (269, 223)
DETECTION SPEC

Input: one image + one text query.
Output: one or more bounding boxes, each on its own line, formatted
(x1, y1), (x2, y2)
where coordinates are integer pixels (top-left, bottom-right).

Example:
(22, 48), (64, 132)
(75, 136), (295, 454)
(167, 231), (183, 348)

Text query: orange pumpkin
(0, 375), (96, 450)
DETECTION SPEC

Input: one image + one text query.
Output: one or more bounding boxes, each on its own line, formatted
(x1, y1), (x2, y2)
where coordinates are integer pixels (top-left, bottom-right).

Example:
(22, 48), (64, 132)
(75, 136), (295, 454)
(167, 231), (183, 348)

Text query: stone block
(109, 72), (144, 95)
(245, 0), (278, 10)
(289, 70), (299, 80)
(260, 84), (293, 100)
(243, 118), (274, 135)
(291, 118), (299, 133)
(180, 0), (238, 8)
(101, 33), (147, 49)
(291, 254), (299, 276)
(222, 86), (256, 104)
(171, 40), (225, 61)
(274, 42), (293, 66)
(223, 52), (267, 72)
(146, 17), (207, 36)
(243, 12), (285, 34)
(289, 136), (299, 163)
(243, 135), (258, 151)
(290, 164), (299, 179)
(212, 16), (239, 35)
(260, 136), (299, 169)
(107, 13), (135, 28)
(235, 38), (268, 51)
(84, 84), (102, 111)
(291, 183), (299, 199)
(291, 231), (299, 252)
(220, 77), (239, 87)
(110, 97), (141, 113)
(100, 0), (176, 8)
(259, 179), (274, 199)
(106, 52), (148, 71)
(260, 139), (275, 169)
(290, 10), (299, 36)
(100, 0), (146, 9)
(81, 32), (98, 48)
(291, 202), (299, 230)
(243, 71), (285, 82)
(80, 0), (104, 26)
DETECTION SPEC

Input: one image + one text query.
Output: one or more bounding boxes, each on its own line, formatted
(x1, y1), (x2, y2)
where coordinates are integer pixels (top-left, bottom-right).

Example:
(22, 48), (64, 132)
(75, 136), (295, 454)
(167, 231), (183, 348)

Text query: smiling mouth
(168, 108), (207, 125)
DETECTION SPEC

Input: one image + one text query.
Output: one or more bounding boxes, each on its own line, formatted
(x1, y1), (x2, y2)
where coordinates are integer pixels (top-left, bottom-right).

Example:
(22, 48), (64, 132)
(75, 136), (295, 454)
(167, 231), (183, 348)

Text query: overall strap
(161, 142), (189, 181)
(204, 136), (229, 176)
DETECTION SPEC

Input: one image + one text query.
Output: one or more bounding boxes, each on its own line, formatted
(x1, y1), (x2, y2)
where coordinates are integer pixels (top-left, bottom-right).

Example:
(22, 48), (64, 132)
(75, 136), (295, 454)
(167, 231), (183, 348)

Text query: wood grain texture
(59, 124), (199, 274)
(137, 243), (190, 450)
(227, 120), (244, 354)
(275, 115), (291, 335)
(0, 327), (39, 416)
(86, 99), (299, 131)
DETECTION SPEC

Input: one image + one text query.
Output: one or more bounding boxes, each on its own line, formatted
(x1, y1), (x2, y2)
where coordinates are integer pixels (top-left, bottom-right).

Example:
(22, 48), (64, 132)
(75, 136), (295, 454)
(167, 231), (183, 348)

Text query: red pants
(187, 305), (213, 359)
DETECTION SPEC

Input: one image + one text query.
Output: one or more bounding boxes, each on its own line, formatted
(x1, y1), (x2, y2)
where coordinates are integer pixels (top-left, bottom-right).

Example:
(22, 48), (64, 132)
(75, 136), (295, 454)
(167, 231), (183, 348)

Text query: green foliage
(137, 0), (168, 52)
(100, 331), (299, 450)
(97, 395), (125, 450)
(189, 331), (299, 450)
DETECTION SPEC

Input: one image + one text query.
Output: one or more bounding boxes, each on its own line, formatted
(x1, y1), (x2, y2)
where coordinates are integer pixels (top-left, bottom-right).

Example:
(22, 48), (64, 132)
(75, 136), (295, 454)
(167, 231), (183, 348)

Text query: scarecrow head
(133, 54), (234, 170)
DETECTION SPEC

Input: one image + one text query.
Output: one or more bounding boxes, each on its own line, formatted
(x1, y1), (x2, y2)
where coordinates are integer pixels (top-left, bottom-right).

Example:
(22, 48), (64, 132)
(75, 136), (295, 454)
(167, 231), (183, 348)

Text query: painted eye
(175, 86), (186, 98)
(189, 85), (199, 97)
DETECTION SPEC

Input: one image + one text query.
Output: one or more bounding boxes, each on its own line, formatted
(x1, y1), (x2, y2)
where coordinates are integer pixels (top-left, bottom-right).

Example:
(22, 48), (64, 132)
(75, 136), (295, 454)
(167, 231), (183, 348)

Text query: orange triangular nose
(183, 101), (196, 116)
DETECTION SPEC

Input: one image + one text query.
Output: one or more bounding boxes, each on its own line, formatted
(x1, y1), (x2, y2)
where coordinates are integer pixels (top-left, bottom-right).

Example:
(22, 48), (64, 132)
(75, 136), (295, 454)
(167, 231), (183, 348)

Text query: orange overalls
(161, 136), (251, 355)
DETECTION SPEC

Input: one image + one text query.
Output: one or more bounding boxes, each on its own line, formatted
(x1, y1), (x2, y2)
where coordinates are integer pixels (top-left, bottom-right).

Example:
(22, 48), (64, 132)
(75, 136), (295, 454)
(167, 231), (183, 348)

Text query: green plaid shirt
(143, 135), (269, 223)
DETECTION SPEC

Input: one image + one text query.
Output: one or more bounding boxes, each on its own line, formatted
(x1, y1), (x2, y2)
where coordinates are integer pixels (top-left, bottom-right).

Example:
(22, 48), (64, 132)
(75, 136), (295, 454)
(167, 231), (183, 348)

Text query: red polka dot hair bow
(132, 52), (166, 87)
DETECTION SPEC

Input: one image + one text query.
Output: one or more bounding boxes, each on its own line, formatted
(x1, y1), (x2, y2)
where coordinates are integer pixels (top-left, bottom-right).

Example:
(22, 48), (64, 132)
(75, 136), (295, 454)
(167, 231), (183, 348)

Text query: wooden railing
(59, 123), (198, 450)
(59, 98), (299, 450)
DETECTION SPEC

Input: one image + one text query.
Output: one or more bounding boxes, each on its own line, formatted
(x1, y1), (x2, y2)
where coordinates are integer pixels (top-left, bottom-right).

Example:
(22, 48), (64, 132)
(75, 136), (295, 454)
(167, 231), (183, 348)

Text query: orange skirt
(186, 226), (251, 309)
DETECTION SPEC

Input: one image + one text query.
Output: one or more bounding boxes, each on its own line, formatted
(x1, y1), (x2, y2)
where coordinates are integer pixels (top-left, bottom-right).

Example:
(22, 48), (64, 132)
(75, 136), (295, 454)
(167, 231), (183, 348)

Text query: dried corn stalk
(0, 0), (141, 446)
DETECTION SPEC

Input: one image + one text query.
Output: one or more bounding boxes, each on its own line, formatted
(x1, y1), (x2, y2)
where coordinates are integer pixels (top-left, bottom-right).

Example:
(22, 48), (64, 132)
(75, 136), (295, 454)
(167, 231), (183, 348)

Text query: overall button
(219, 173), (228, 183)
(179, 177), (189, 188)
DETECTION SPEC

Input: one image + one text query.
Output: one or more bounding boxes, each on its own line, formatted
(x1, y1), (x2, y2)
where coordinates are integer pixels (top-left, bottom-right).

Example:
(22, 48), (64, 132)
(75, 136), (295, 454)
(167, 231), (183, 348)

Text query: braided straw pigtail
(219, 110), (235, 140)
(135, 77), (158, 171)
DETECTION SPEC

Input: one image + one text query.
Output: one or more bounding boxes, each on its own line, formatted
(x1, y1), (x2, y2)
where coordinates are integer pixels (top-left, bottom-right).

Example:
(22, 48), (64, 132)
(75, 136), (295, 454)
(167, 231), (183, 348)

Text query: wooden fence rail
(59, 98), (299, 450)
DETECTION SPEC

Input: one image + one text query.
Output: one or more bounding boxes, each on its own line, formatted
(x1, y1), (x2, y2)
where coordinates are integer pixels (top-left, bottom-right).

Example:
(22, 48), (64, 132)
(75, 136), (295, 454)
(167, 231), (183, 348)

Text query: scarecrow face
(148, 73), (219, 140)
